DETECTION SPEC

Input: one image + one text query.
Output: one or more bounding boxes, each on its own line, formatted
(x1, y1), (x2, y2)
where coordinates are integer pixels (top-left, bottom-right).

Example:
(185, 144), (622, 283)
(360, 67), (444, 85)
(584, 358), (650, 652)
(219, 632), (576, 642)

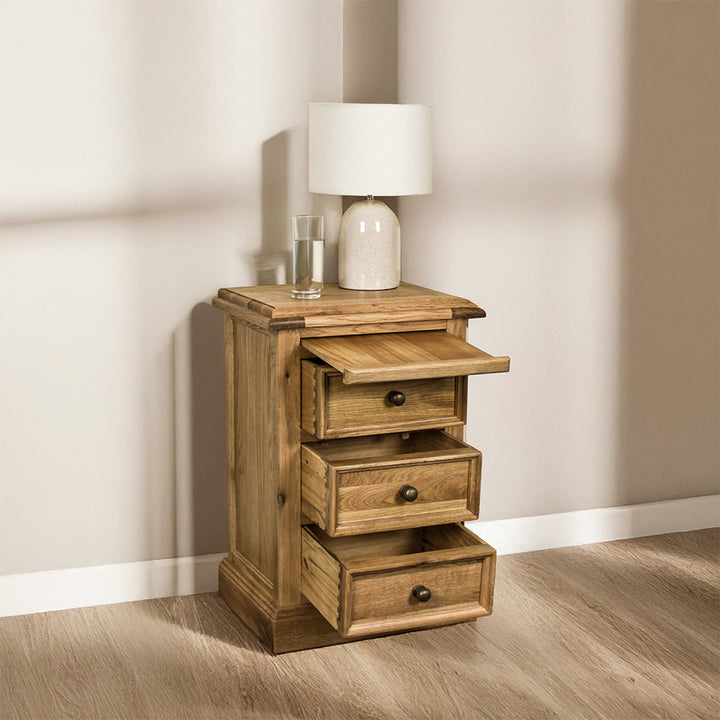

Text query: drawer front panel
(348, 560), (485, 636)
(301, 360), (466, 439)
(302, 431), (481, 535)
(301, 524), (496, 639)
(339, 460), (470, 511)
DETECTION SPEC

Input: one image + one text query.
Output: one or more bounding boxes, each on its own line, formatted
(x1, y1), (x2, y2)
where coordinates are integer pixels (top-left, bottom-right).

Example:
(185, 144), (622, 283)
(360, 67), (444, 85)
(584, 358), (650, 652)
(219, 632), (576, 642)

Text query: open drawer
(302, 330), (510, 385)
(301, 361), (467, 439)
(301, 523), (496, 639)
(302, 430), (481, 536)
(301, 330), (509, 439)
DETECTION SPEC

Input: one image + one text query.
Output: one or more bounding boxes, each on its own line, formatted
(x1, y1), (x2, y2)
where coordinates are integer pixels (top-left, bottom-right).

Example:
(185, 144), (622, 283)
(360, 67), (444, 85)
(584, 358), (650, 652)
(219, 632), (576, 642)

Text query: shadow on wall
(172, 128), (307, 568)
(173, 302), (227, 566)
(256, 131), (292, 285)
(343, 0), (398, 104)
(616, 1), (720, 508)
(188, 302), (227, 556)
(255, 127), (342, 285)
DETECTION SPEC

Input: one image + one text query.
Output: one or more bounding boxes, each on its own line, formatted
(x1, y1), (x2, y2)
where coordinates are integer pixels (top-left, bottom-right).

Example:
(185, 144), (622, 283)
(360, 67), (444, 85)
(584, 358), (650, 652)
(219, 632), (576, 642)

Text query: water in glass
(292, 237), (324, 299)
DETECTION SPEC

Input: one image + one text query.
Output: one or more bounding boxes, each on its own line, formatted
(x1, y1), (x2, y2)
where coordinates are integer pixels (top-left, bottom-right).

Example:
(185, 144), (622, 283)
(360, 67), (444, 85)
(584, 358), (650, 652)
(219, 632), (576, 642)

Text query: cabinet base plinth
(218, 558), (352, 653)
(218, 557), (478, 654)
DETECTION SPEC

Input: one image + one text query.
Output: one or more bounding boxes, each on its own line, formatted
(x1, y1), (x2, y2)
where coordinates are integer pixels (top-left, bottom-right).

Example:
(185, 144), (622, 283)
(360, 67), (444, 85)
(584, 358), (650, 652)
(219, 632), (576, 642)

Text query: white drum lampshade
(309, 103), (433, 290)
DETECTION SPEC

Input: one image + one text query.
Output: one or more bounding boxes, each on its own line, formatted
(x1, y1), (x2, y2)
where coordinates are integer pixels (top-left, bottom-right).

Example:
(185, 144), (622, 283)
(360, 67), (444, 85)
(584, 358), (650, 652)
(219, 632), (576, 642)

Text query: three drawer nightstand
(212, 282), (509, 653)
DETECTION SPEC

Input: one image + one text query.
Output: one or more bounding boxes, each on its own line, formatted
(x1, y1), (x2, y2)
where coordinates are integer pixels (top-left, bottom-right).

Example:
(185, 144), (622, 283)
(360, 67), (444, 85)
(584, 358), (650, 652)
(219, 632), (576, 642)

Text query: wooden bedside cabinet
(212, 283), (509, 653)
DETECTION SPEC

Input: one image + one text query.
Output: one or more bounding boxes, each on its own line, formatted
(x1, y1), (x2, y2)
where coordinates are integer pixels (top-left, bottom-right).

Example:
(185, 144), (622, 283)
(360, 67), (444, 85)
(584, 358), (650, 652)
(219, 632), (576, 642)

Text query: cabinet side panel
(224, 316), (237, 556)
(445, 319), (468, 441)
(274, 329), (303, 606)
(233, 323), (278, 586)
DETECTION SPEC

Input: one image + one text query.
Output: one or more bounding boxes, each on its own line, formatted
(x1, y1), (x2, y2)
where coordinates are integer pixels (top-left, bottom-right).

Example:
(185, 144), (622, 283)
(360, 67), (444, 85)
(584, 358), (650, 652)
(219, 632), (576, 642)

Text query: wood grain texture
(444, 317), (469, 441)
(214, 282), (486, 328)
(273, 329), (303, 606)
(300, 361), (466, 439)
(223, 316), (236, 556)
(225, 324), (302, 606)
(301, 530), (342, 630)
(302, 330), (510, 384)
(304, 310), (455, 327)
(346, 559), (491, 638)
(220, 557), (350, 654)
(3, 530), (715, 719)
(298, 319), (446, 337)
(301, 524), (496, 638)
(300, 358), (321, 438)
(232, 322), (277, 586)
(301, 431), (481, 535)
(300, 444), (330, 530)
(213, 282), (509, 653)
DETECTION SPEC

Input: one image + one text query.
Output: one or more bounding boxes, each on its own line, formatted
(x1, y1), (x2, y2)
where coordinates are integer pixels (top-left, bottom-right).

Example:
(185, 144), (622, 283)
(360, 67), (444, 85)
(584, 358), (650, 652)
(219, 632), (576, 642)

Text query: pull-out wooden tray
(302, 330), (510, 384)
(302, 431), (481, 536)
(302, 523), (496, 639)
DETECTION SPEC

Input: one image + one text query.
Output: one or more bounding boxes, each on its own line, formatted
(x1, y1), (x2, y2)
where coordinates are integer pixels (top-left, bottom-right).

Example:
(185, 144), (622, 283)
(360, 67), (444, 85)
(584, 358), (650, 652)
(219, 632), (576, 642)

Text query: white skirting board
(1, 495), (718, 619)
(0, 553), (225, 619)
(467, 494), (719, 556)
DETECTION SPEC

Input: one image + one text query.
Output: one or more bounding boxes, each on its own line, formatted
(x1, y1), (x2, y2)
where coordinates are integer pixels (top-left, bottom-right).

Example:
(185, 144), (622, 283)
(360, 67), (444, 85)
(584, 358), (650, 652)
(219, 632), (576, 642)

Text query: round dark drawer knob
(412, 585), (432, 603)
(399, 485), (419, 502)
(387, 390), (406, 406)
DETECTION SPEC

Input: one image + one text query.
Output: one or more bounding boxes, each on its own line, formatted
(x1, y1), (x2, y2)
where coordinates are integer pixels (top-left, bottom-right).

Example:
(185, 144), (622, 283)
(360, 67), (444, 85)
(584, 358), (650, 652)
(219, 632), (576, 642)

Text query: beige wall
(1, 0), (717, 578)
(398, 0), (719, 519)
(0, 0), (342, 575)
(343, 0), (398, 104)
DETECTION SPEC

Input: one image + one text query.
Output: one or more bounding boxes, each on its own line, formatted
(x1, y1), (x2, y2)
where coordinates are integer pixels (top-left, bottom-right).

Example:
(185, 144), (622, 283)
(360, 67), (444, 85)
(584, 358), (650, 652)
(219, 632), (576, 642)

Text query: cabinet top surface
(213, 282), (485, 329)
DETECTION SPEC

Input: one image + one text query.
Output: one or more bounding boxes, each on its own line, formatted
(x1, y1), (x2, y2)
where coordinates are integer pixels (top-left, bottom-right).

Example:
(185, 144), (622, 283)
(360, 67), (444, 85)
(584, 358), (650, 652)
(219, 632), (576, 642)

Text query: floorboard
(1, 529), (718, 720)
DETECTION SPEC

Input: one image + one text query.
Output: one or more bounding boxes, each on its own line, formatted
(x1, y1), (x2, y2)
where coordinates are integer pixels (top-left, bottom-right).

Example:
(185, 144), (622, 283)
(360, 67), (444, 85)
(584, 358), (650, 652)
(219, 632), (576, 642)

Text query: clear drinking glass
(291, 215), (324, 299)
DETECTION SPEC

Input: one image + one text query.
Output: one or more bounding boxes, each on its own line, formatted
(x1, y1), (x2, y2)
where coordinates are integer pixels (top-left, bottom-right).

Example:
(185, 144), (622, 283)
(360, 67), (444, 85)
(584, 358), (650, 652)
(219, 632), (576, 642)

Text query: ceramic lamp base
(338, 199), (400, 290)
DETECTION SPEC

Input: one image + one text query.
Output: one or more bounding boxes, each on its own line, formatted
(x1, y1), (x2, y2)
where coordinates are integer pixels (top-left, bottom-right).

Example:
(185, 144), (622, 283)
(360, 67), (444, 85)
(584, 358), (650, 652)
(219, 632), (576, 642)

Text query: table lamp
(309, 103), (433, 290)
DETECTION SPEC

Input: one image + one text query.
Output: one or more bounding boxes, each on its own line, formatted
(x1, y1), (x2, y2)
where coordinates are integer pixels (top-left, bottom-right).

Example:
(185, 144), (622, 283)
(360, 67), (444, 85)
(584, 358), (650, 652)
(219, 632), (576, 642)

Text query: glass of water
(291, 215), (324, 299)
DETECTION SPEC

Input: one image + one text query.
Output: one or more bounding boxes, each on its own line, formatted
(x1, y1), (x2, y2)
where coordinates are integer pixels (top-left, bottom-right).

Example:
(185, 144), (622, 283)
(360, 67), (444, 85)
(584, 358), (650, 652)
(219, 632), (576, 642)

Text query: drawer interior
(308, 523), (487, 565)
(305, 430), (475, 464)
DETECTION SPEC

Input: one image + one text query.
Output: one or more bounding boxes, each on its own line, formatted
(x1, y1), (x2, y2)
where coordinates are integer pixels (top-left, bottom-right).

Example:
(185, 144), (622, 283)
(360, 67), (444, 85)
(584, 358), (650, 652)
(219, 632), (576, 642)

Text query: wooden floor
(1, 529), (718, 720)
